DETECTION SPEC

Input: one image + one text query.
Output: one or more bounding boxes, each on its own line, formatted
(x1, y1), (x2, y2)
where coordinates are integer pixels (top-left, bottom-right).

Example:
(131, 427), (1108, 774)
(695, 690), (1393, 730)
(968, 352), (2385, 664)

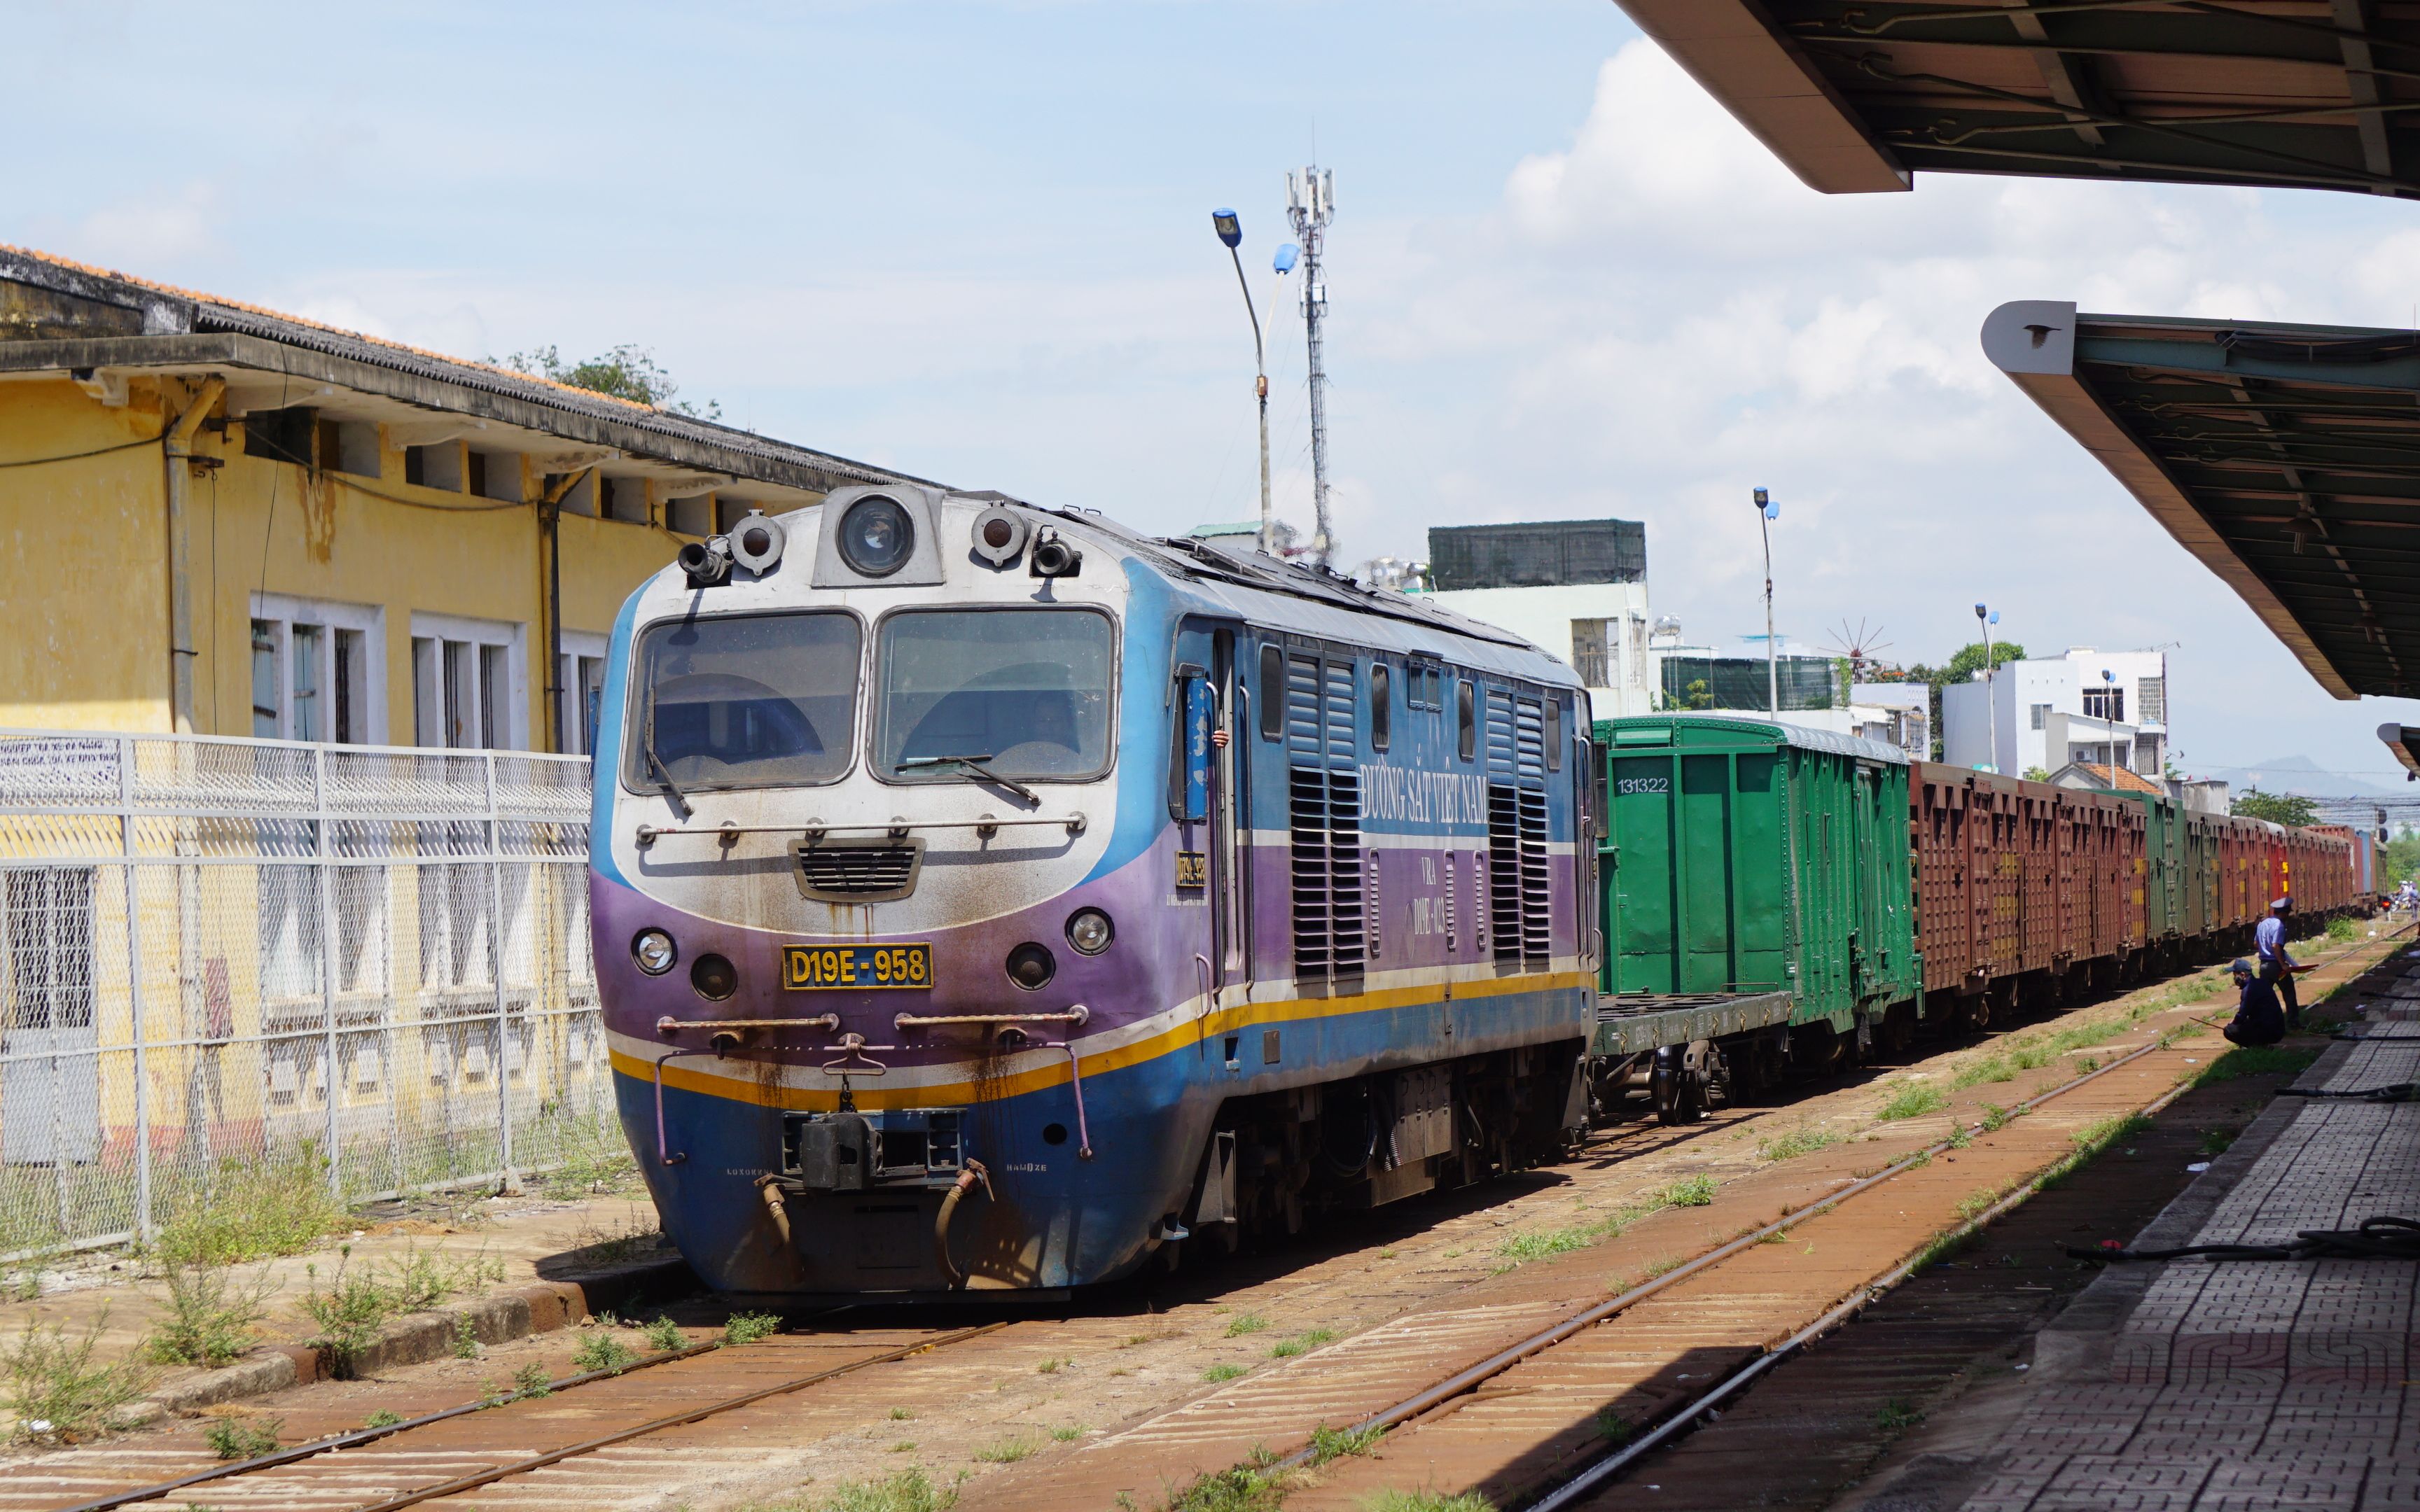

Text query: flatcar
(1590, 715), (2360, 1119)
(592, 489), (1595, 1299)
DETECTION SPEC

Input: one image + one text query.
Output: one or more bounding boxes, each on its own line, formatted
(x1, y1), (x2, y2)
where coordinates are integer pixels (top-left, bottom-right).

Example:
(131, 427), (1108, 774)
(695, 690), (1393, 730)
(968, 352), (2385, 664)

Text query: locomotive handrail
(634, 812), (1087, 846)
(894, 1007), (1091, 1028)
(656, 1015), (841, 1034)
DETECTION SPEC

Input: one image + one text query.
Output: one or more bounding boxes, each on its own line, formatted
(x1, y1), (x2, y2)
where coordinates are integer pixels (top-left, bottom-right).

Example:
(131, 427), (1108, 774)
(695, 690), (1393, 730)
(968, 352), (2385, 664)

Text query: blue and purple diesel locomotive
(591, 486), (1596, 1298)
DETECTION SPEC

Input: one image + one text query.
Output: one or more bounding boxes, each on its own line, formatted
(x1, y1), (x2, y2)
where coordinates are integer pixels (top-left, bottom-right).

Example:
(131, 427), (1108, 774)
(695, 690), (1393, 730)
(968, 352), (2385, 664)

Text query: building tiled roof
(2060, 762), (2162, 794)
(0, 244), (925, 491)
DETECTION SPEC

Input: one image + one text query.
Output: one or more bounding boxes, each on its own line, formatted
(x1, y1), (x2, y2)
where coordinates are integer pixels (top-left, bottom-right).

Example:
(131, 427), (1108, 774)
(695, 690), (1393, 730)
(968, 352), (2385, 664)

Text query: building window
(404, 442), (464, 492)
(2029, 703), (2050, 732)
(316, 419), (380, 478)
(2139, 676), (2165, 724)
(468, 450), (522, 503)
(718, 497), (758, 533)
(412, 614), (524, 750)
(1570, 620), (1611, 687)
(559, 631), (609, 757)
(668, 494), (716, 537)
(551, 472), (597, 519)
(5, 868), (95, 1030)
(250, 596), (382, 743)
(2082, 687), (2125, 722)
(604, 477), (649, 524)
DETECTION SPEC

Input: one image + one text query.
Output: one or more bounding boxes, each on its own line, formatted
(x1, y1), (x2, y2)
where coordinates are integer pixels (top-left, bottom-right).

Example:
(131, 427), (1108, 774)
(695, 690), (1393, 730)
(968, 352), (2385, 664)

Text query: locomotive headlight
(690, 953), (738, 1001)
(837, 495), (915, 578)
(1006, 942), (1057, 990)
(632, 929), (677, 976)
(1065, 908), (1114, 955)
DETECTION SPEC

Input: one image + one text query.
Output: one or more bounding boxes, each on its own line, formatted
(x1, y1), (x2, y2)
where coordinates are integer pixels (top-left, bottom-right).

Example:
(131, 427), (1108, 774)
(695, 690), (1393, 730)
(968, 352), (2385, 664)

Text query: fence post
(317, 746), (341, 1203)
(486, 752), (514, 1192)
(120, 736), (151, 1242)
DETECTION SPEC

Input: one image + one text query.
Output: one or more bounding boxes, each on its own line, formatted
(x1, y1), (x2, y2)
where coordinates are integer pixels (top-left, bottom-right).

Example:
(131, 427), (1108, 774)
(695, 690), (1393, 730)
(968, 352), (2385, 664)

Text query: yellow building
(0, 247), (922, 1243)
(0, 244), (912, 750)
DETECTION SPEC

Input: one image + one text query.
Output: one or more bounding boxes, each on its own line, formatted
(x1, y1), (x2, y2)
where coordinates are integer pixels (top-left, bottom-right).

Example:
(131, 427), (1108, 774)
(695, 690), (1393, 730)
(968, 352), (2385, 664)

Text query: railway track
(9, 932), (2396, 1512)
(980, 927), (2407, 1510)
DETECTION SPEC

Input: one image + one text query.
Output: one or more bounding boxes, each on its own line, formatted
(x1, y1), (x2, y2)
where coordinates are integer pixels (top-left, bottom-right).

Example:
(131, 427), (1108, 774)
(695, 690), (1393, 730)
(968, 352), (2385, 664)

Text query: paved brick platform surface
(1931, 969), (2420, 1512)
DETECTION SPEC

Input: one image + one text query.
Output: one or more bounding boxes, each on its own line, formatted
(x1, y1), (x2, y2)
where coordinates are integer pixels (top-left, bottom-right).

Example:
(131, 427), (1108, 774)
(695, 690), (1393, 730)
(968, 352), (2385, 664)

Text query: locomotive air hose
(934, 1158), (993, 1289)
(755, 1175), (793, 1249)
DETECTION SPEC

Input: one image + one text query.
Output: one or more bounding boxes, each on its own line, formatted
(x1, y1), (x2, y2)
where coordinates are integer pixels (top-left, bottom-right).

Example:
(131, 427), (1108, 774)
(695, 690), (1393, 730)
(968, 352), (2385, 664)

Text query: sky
(13, 0), (2420, 790)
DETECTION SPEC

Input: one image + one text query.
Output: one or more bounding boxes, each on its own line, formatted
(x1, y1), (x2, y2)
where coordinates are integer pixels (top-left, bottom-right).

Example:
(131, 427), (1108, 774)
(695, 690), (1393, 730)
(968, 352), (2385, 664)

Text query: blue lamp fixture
(1212, 209), (1242, 250)
(1274, 243), (1300, 274)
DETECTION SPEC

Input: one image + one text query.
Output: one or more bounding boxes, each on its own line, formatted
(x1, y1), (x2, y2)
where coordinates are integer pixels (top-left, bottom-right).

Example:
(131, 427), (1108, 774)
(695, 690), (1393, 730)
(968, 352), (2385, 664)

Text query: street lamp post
(2101, 668), (2118, 782)
(1211, 209), (1272, 554)
(1975, 603), (1999, 774)
(1755, 487), (1778, 716)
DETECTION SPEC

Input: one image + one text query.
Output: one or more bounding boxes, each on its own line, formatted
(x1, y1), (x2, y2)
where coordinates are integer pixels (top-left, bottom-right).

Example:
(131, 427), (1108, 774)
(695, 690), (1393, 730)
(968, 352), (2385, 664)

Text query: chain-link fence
(0, 729), (604, 1256)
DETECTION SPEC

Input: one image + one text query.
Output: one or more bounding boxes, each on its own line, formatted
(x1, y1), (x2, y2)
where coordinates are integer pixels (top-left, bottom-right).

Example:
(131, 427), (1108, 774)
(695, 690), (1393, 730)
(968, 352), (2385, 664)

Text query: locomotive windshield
(628, 611), (861, 790)
(874, 608), (1114, 781)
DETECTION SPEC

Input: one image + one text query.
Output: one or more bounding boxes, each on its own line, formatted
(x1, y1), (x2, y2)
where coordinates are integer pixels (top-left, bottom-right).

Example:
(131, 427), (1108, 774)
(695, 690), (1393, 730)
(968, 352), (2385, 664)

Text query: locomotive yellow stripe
(608, 968), (1594, 1112)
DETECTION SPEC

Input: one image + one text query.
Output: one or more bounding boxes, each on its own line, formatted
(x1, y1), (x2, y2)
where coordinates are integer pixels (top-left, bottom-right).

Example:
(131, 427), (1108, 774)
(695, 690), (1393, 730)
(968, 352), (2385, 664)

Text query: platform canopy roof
(1986, 300), (2420, 701)
(1614, 0), (2420, 198)
(2380, 722), (2420, 776)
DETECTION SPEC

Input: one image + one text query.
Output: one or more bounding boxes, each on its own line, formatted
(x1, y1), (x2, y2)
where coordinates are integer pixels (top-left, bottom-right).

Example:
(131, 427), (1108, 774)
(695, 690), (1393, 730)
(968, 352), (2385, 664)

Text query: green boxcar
(2113, 790), (2183, 946)
(1595, 715), (1921, 1033)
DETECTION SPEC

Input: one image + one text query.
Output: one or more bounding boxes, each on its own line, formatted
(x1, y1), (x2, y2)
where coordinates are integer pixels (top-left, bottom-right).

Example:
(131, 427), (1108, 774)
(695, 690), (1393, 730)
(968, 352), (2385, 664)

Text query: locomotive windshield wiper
(641, 683), (694, 821)
(898, 752), (1040, 806)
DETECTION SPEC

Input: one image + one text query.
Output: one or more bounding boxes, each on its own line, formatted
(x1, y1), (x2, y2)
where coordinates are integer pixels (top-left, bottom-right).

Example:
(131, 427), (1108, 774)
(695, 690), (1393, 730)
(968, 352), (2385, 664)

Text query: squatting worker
(2225, 958), (2286, 1048)
(2255, 897), (2303, 1029)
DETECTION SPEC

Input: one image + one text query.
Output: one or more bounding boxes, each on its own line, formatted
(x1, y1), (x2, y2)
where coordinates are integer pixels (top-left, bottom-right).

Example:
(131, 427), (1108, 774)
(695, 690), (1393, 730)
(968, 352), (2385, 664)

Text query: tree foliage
(2231, 789), (2318, 827)
(2382, 830), (2420, 885)
(1941, 640), (2027, 683)
(496, 344), (722, 421)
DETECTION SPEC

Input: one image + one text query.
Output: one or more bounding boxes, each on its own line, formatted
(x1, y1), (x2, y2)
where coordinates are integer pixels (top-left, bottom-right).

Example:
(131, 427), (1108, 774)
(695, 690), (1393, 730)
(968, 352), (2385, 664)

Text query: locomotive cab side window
(1369, 662), (1391, 752)
(1456, 678), (1476, 762)
(1258, 644), (1284, 741)
(1545, 697), (1562, 771)
(627, 610), (862, 792)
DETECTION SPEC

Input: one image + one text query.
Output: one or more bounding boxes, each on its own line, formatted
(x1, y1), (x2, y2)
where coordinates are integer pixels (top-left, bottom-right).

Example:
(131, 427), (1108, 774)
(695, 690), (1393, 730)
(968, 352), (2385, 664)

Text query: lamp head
(1988, 610), (2000, 626)
(1211, 209), (1242, 249)
(1974, 603), (1986, 620)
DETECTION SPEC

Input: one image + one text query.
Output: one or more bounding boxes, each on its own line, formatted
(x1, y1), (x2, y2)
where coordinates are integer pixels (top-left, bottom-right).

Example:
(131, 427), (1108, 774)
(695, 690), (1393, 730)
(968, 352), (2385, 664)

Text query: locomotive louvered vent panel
(1286, 652), (1365, 986)
(1486, 690), (1522, 965)
(794, 841), (922, 902)
(1515, 697), (1551, 969)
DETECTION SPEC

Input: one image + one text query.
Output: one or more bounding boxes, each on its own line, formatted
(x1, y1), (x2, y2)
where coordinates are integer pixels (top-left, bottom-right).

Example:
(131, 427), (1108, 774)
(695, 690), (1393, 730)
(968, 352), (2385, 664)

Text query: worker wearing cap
(2224, 958), (2286, 1047)
(2255, 897), (2302, 1029)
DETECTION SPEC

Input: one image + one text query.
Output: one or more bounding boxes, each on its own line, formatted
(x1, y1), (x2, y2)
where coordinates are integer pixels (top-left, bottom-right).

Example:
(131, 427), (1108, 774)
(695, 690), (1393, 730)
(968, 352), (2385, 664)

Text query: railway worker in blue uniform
(2255, 897), (2302, 1029)
(2223, 958), (2287, 1048)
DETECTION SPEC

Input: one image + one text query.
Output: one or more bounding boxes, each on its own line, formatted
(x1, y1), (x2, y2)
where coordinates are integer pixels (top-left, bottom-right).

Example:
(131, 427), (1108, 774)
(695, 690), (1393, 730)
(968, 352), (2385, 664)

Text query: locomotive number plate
(783, 943), (933, 990)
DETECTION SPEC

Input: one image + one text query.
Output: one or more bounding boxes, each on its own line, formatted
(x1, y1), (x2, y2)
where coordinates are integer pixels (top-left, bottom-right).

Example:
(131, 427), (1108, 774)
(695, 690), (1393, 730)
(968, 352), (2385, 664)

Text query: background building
(1941, 647), (2169, 778)
(1414, 518), (1657, 718)
(0, 246), (910, 752)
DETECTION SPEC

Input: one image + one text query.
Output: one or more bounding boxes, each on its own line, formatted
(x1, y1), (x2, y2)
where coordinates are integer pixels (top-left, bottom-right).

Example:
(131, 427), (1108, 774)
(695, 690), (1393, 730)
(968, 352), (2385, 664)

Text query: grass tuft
(1878, 1083), (1949, 1120)
(1223, 1313), (1269, 1337)
(572, 1332), (638, 1374)
(723, 1312), (782, 1347)
(644, 1315), (688, 1352)
(1757, 1126), (1842, 1161)
(1356, 1492), (1497, 1512)
(146, 1256), (274, 1368)
(1203, 1363), (1248, 1383)
(744, 1466), (957, 1512)
(973, 1435), (1037, 1464)
(2195, 1045), (2321, 1084)
(1662, 1175), (1718, 1208)
(4, 1309), (148, 1443)
(204, 1415), (281, 1460)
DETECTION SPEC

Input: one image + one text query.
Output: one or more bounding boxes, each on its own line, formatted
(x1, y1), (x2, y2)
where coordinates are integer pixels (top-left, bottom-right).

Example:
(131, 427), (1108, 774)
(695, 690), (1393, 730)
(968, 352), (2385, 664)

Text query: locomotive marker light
(971, 505), (1029, 568)
(837, 493), (916, 578)
(690, 952), (738, 1001)
(1006, 941), (1057, 990)
(728, 509), (787, 575)
(632, 928), (677, 975)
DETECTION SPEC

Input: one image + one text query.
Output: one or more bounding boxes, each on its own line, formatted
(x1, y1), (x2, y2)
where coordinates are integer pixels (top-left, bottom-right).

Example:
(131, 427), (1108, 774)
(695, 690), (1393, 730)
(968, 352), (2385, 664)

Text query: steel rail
(1525, 1035), (2226, 1511)
(1296, 932), (2405, 1495)
(67, 1320), (1008, 1512)
(1274, 953), (2353, 1474)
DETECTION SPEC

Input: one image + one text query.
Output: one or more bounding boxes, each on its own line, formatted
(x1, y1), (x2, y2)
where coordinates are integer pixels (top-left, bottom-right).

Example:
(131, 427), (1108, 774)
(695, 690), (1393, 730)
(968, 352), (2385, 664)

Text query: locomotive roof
(1027, 505), (1575, 680)
(1599, 713), (1912, 766)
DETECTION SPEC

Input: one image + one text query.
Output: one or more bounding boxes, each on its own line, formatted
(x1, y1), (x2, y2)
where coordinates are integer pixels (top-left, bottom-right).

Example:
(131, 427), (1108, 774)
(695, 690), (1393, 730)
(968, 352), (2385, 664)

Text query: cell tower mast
(1287, 164), (1335, 566)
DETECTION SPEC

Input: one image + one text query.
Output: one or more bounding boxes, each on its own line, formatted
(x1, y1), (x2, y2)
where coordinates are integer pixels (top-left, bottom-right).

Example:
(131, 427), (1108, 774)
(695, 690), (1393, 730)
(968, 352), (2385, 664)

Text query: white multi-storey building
(1941, 646), (2170, 777)
(1412, 519), (1660, 718)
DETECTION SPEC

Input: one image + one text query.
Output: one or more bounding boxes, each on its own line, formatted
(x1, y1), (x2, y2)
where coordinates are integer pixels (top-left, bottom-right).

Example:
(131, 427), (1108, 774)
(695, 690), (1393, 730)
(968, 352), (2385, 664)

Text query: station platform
(1872, 961), (2420, 1512)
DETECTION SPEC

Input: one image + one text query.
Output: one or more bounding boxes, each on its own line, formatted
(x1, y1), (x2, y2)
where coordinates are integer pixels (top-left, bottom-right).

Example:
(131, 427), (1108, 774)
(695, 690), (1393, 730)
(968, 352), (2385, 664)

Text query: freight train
(592, 493), (2364, 1301)
(1592, 715), (2370, 1121)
